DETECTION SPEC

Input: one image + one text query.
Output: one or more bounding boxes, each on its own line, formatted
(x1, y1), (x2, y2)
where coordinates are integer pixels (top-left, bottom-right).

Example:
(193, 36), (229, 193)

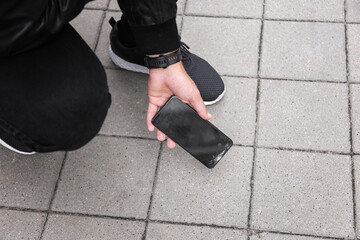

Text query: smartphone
(152, 96), (233, 168)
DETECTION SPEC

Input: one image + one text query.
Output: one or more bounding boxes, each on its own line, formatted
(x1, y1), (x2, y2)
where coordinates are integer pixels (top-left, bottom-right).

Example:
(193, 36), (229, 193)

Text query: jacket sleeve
(117, 0), (180, 55)
(0, 0), (90, 57)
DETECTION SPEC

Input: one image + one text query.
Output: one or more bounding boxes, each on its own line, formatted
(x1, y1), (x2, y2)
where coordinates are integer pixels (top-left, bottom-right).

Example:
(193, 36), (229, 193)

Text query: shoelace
(180, 42), (191, 61)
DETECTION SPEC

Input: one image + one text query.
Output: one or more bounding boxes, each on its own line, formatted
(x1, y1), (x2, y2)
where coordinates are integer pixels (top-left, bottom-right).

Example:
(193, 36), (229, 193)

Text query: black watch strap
(144, 49), (182, 69)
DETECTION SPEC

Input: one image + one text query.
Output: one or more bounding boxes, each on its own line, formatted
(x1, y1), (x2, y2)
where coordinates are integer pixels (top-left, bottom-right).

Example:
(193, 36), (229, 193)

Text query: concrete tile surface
(0, 209), (45, 240)
(99, 69), (153, 138)
(85, 0), (109, 10)
(0, 148), (64, 209)
(348, 24), (360, 83)
(52, 136), (159, 218)
(150, 146), (253, 227)
(70, 9), (104, 50)
(207, 77), (257, 145)
(355, 156), (360, 237)
(147, 222), (247, 240)
(260, 21), (346, 82)
(108, 0), (120, 11)
(42, 214), (145, 240)
(181, 16), (261, 76)
(251, 149), (354, 238)
(185, 0), (263, 18)
(265, 0), (344, 21)
(257, 80), (350, 152)
(346, 0), (360, 22)
(351, 84), (360, 153)
(2, 2), (359, 239)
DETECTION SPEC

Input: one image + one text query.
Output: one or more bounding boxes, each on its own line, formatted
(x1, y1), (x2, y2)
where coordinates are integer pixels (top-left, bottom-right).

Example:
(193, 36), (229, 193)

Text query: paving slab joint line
(93, 10), (107, 52)
(247, 1), (265, 238)
(142, 142), (164, 240)
(102, 66), (350, 84)
(183, 13), (348, 24)
(97, 133), (352, 156)
(250, 228), (352, 240)
(37, 152), (68, 240)
(97, 133), (157, 142)
(148, 219), (246, 231)
(344, 0), (358, 237)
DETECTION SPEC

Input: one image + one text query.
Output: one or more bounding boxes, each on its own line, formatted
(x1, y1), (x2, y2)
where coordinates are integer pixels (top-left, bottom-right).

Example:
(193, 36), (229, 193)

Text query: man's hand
(147, 61), (212, 148)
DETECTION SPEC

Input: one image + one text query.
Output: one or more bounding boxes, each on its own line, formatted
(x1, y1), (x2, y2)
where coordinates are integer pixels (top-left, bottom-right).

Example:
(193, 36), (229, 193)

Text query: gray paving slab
(108, 0), (120, 11)
(257, 80), (350, 152)
(85, 0), (109, 9)
(150, 146), (253, 227)
(250, 232), (336, 240)
(185, 0), (263, 18)
(42, 214), (145, 240)
(355, 155), (360, 237)
(351, 85), (360, 153)
(52, 136), (159, 219)
(0, 148), (64, 209)
(260, 21), (346, 82)
(348, 24), (360, 83)
(251, 149), (354, 238)
(346, 0), (360, 22)
(181, 16), (261, 77)
(147, 222), (247, 240)
(207, 77), (257, 145)
(96, 12), (182, 67)
(177, 0), (186, 14)
(0, 209), (45, 240)
(99, 69), (153, 138)
(264, 0), (344, 21)
(70, 9), (104, 50)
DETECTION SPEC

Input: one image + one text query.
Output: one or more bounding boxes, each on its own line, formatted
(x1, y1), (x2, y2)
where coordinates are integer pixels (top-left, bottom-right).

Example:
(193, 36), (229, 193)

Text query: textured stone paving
(1, 1), (360, 239)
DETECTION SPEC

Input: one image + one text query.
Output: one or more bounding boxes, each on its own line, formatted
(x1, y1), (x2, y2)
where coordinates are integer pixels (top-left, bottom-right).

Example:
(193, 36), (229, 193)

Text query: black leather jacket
(0, 0), (179, 57)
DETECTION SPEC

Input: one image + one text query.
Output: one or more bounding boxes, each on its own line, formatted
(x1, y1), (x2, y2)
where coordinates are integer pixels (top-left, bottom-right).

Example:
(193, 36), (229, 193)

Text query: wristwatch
(144, 49), (182, 69)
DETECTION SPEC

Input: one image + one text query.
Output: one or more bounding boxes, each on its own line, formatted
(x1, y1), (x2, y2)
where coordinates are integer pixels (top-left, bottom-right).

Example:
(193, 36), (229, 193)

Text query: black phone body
(152, 96), (233, 168)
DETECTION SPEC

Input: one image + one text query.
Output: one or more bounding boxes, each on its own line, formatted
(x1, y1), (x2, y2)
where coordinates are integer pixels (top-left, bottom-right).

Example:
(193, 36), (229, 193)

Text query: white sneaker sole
(109, 46), (225, 106)
(109, 46), (149, 74)
(0, 138), (36, 155)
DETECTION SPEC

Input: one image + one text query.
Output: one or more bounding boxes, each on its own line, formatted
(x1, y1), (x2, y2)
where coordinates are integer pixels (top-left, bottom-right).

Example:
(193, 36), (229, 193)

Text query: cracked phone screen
(152, 96), (233, 169)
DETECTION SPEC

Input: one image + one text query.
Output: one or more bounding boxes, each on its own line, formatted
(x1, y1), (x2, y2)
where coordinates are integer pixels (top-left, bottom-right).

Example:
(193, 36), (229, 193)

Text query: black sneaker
(108, 17), (225, 105)
(0, 128), (36, 155)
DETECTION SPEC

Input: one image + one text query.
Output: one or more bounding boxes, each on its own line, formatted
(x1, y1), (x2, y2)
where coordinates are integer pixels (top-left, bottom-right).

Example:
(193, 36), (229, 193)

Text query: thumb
(188, 90), (212, 120)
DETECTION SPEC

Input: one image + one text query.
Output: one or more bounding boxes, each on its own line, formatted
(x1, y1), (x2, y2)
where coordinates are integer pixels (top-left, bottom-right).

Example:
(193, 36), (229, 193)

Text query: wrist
(144, 49), (182, 69)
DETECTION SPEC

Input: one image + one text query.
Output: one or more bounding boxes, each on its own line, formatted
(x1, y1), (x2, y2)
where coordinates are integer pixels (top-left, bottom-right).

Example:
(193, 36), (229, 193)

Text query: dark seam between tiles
(251, 228), (351, 240)
(93, 10), (107, 52)
(344, 0), (358, 237)
(38, 152), (68, 240)
(258, 145), (351, 156)
(142, 141), (164, 240)
(183, 13), (346, 24)
(99, 133), (352, 156)
(103, 66), (349, 84)
(97, 133), (157, 142)
(247, 1), (266, 239)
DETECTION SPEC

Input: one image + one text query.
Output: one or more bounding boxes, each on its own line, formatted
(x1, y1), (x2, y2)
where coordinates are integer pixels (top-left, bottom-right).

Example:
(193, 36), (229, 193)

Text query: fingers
(147, 102), (158, 131)
(157, 130), (176, 149)
(167, 138), (176, 148)
(189, 90), (212, 120)
(157, 129), (166, 141)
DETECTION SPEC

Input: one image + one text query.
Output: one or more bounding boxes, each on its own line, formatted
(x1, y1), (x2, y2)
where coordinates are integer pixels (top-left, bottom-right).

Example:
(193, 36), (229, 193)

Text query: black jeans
(0, 24), (111, 152)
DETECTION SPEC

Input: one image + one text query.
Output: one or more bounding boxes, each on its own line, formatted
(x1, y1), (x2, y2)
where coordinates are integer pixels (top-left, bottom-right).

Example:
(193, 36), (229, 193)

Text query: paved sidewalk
(1, 0), (360, 239)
